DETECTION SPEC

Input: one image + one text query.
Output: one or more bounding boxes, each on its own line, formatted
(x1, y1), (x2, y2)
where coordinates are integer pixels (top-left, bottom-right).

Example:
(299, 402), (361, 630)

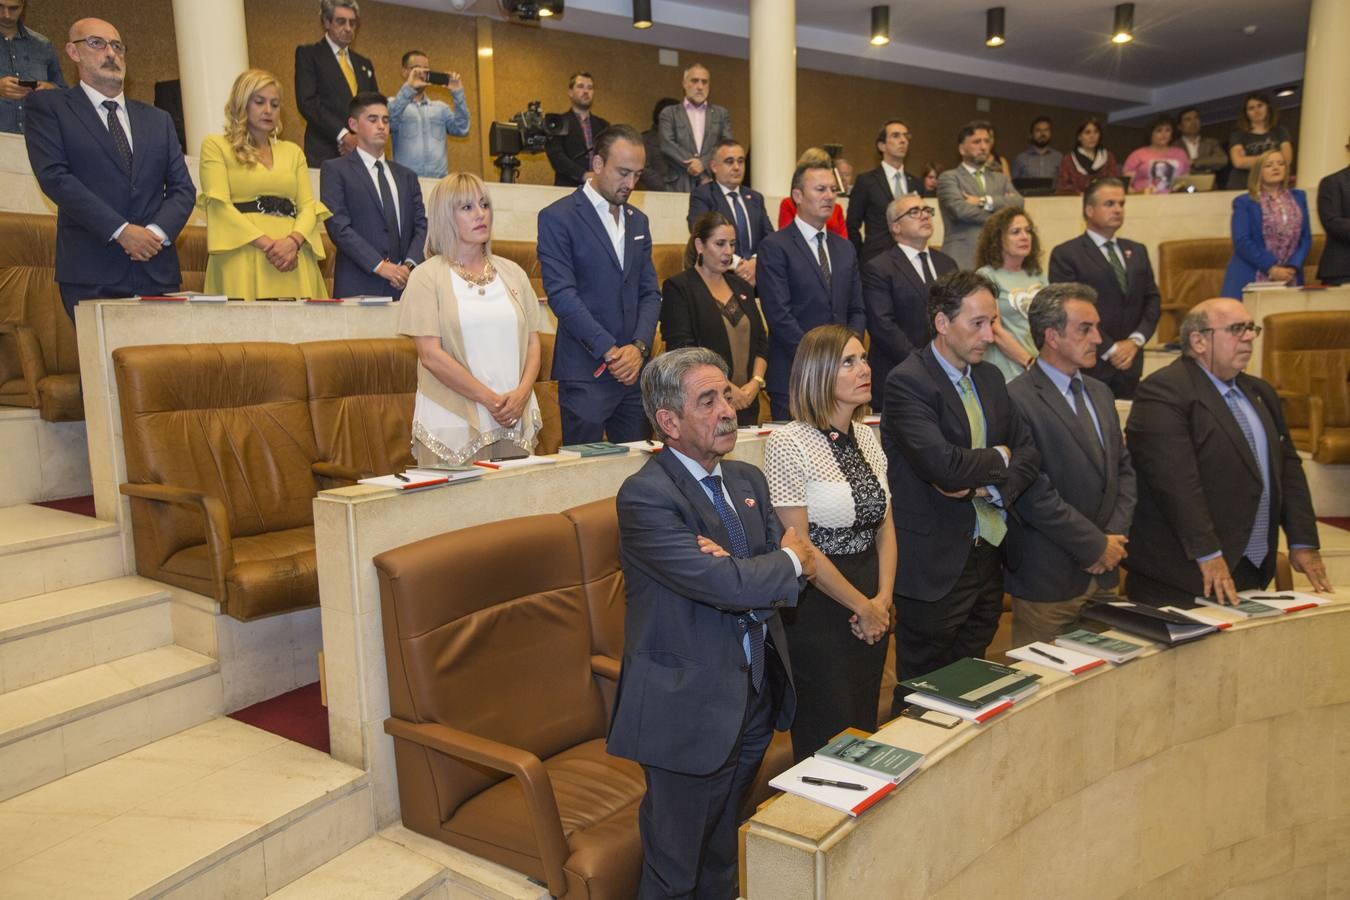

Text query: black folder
(1080, 600), (1217, 647)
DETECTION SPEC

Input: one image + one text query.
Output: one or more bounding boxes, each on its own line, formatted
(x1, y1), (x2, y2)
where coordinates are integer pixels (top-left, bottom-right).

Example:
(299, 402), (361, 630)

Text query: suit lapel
(66, 88), (128, 173)
(317, 40), (352, 101)
(622, 207), (639, 275)
(573, 190), (623, 271)
(891, 246), (927, 296)
(1187, 360), (1262, 480)
(349, 150), (385, 215)
(654, 450), (725, 542)
(1080, 233), (1120, 283)
(789, 226), (830, 292)
(126, 101), (152, 184)
(1031, 365), (1105, 474)
(1238, 375), (1281, 486)
(922, 347), (971, 444)
(722, 468), (767, 552)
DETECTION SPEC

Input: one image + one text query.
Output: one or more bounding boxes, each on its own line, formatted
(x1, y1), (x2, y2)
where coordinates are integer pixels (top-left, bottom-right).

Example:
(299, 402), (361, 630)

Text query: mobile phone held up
(18, 79), (39, 89)
(426, 71), (451, 87)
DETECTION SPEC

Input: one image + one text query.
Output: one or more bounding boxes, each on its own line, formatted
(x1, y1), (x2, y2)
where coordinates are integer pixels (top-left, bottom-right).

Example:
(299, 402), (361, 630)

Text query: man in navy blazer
(611, 347), (812, 899)
(294, 0), (378, 168)
(686, 139), (772, 284)
(757, 159), (865, 419)
(321, 93), (426, 300)
(24, 17), (195, 322)
(538, 125), (661, 444)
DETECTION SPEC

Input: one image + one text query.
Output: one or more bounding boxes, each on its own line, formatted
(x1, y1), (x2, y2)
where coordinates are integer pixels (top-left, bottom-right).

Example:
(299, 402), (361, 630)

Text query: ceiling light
(985, 7), (1005, 47)
(1275, 86), (1296, 98)
(1111, 3), (1134, 44)
(633, 0), (652, 29)
(870, 5), (890, 46)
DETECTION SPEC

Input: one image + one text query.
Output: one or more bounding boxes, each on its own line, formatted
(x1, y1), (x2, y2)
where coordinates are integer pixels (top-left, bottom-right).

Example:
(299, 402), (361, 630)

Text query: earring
(696, 252), (704, 267)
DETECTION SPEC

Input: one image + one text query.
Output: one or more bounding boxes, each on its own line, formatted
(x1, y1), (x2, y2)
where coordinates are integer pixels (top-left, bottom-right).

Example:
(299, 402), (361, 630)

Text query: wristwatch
(632, 339), (650, 358)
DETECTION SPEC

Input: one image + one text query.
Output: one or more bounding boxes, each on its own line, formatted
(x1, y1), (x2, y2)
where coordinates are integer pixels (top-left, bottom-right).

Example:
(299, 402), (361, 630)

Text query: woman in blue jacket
(1221, 149), (1311, 298)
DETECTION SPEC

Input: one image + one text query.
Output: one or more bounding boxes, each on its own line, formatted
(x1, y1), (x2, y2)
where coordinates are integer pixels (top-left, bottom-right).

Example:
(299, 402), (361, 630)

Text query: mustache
(714, 418), (737, 436)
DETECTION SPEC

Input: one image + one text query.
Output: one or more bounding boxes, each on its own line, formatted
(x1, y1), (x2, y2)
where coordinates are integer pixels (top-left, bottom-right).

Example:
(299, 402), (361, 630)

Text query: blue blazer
(686, 181), (773, 255)
(537, 187), (661, 382)
(755, 224), (866, 395)
(320, 151), (426, 299)
(609, 450), (799, 775)
(24, 86), (195, 289)
(1221, 190), (1312, 299)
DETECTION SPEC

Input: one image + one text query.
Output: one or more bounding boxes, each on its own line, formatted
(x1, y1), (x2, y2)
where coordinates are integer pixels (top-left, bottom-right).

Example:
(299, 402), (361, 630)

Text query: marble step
(0, 408), (92, 507)
(0, 645), (221, 801)
(0, 576), (172, 694)
(0, 717), (373, 898)
(267, 835), (446, 899)
(0, 504), (124, 604)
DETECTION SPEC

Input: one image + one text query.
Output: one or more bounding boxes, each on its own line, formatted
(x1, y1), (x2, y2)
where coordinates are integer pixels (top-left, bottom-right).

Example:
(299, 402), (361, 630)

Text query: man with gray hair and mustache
(609, 346), (814, 899)
(295, 0), (379, 167)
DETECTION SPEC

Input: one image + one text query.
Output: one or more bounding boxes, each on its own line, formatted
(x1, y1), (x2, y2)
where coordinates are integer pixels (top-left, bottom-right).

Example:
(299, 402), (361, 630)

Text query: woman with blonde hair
(776, 147), (849, 238)
(1220, 149), (1311, 298)
(397, 172), (543, 464)
(198, 69), (328, 300)
(974, 206), (1046, 381)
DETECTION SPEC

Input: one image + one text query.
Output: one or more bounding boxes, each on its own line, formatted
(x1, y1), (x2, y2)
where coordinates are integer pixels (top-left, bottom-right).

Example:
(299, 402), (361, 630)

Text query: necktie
(1224, 387), (1269, 566)
(102, 100), (132, 173)
(704, 475), (764, 692)
(957, 375), (1007, 546)
(973, 168), (986, 193)
(337, 48), (358, 96)
(1104, 240), (1128, 294)
(1069, 378), (1105, 469)
(728, 190), (751, 255)
(917, 250), (936, 285)
(580, 115), (595, 168)
(374, 161), (402, 260)
(815, 232), (832, 288)
(892, 171), (904, 198)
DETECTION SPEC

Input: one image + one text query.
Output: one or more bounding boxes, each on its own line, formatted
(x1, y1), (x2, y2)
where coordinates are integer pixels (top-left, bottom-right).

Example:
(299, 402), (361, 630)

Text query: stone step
(0, 505), (124, 604)
(267, 835), (446, 899)
(0, 645), (221, 801)
(0, 717), (372, 898)
(0, 408), (92, 508)
(0, 576), (172, 694)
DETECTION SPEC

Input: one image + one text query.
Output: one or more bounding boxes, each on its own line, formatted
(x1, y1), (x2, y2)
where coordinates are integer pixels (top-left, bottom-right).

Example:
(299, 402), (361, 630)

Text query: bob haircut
(1246, 148), (1290, 197)
(424, 172), (492, 259)
(788, 324), (865, 429)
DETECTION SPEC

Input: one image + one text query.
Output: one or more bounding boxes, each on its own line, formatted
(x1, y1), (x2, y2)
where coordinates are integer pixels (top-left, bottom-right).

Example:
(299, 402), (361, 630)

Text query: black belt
(235, 196), (297, 217)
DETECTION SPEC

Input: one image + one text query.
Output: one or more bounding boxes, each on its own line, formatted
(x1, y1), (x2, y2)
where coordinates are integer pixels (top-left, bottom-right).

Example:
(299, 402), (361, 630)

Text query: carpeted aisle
(229, 682), (331, 753)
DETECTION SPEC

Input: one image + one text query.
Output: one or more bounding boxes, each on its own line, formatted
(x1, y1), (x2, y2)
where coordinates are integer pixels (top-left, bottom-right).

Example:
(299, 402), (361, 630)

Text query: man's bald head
(66, 17), (125, 96)
(1179, 297), (1257, 381)
(68, 17), (117, 42)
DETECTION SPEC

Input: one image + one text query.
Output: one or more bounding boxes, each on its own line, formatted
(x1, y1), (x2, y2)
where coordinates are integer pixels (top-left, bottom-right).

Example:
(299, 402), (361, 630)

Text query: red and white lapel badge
(744, 498), (756, 508)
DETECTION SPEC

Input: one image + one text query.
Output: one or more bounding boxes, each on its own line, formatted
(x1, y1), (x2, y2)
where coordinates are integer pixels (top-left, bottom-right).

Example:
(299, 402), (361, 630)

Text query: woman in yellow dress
(198, 69), (329, 300)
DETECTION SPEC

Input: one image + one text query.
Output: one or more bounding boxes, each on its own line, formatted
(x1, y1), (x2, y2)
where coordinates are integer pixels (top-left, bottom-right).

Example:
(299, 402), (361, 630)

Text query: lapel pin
(744, 498), (756, 508)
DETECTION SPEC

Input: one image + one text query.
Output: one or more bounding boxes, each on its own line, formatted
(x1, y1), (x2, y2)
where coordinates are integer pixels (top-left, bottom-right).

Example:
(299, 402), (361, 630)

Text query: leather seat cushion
(1318, 429), (1350, 465)
(161, 525), (317, 619)
(38, 373), (82, 422)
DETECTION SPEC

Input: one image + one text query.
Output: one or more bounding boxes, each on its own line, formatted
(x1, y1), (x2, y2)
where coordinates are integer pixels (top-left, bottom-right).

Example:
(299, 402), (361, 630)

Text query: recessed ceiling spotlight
(1275, 87), (1296, 98)
(1243, 24), (1258, 35)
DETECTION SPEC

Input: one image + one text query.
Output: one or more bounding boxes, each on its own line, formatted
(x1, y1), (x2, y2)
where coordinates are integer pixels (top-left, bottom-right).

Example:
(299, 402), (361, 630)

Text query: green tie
(973, 168), (987, 193)
(1104, 240), (1128, 294)
(957, 375), (1007, 546)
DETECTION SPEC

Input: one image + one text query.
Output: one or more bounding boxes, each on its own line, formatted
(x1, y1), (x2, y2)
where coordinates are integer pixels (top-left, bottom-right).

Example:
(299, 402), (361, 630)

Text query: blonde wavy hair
(223, 69), (283, 166)
(1247, 149), (1290, 197)
(425, 172), (493, 259)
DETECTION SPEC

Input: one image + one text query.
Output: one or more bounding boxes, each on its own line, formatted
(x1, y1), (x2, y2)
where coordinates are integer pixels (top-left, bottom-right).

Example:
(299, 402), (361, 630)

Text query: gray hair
(1178, 306), (1211, 358)
(641, 347), (728, 439)
(884, 193), (923, 225)
(1027, 282), (1098, 350)
(321, 0), (359, 22)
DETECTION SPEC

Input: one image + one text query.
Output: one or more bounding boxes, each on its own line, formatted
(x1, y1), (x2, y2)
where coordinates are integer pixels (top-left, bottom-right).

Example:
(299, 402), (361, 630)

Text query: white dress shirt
(897, 241), (936, 283)
(881, 160), (908, 197)
(793, 216), (830, 271)
(720, 183), (755, 257)
(583, 177), (626, 267)
(1085, 228), (1146, 356)
(356, 147), (411, 269)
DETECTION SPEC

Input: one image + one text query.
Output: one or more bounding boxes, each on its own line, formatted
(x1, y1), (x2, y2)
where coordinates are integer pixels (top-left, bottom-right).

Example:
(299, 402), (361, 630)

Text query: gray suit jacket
(658, 102), (733, 193)
(1007, 364), (1136, 602)
(936, 165), (1023, 268)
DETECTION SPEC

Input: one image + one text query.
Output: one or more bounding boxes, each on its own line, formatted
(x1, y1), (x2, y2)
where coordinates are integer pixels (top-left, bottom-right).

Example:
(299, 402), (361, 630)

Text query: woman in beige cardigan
(397, 172), (543, 465)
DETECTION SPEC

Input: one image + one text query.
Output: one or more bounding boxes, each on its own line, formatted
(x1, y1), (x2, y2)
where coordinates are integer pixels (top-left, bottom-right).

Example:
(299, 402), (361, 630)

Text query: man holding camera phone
(1, 0), (66, 134)
(388, 49), (470, 179)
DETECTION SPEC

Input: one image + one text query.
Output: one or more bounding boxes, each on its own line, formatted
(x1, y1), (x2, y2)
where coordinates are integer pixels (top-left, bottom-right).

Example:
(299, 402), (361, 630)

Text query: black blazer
(294, 39), (379, 168)
(846, 166), (913, 263)
(1007, 364), (1136, 602)
(545, 111), (610, 187)
(881, 345), (1040, 603)
(861, 244), (956, 408)
(660, 268), (766, 384)
(686, 181), (773, 256)
(1124, 357), (1319, 601)
(1316, 165), (1350, 283)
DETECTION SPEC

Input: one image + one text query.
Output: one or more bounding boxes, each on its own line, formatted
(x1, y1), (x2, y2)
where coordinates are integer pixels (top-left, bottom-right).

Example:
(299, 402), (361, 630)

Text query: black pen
(801, 776), (866, 791)
(394, 473), (410, 482)
(1029, 645), (1065, 665)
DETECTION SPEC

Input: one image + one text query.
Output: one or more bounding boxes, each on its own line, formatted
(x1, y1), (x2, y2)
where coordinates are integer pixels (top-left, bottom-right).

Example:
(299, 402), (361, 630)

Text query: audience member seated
(636, 97), (677, 193)
(847, 119), (917, 264)
(1221, 150), (1311, 299)
(765, 325), (893, 762)
(546, 71), (608, 188)
(937, 119), (1024, 269)
(1055, 116), (1119, 196)
(294, 0), (377, 168)
(1122, 115), (1190, 195)
(918, 161), (939, 198)
(1011, 116), (1062, 182)
(398, 173), (542, 465)
(686, 139), (771, 286)
(660, 212), (765, 426)
(198, 69), (329, 301)
(777, 148), (848, 239)
(1174, 106), (1228, 175)
(388, 50), (469, 180)
(1124, 298), (1331, 607)
(1315, 134), (1350, 287)
(975, 206), (1046, 381)
(0, 0), (66, 135)
(658, 62), (732, 193)
(1225, 92), (1293, 191)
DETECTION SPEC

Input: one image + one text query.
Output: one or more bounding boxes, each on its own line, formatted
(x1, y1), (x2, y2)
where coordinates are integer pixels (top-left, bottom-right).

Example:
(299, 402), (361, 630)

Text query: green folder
(899, 657), (1041, 710)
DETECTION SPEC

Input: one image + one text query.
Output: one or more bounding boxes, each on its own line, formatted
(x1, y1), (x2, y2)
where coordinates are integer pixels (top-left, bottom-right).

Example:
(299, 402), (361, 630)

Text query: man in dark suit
(658, 63), (733, 193)
(545, 71), (609, 188)
(862, 193), (956, 409)
(1124, 298), (1330, 607)
(1048, 177), (1162, 400)
(935, 120), (1023, 269)
(757, 159), (865, 419)
(1315, 135), (1350, 286)
(1007, 283), (1136, 645)
(24, 17), (195, 323)
(847, 119), (917, 264)
(538, 124), (661, 444)
(294, 0), (378, 168)
(881, 270), (1039, 703)
(321, 93), (426, 300)
(611, 347), (813, 900)
(686, 139), (772, 286)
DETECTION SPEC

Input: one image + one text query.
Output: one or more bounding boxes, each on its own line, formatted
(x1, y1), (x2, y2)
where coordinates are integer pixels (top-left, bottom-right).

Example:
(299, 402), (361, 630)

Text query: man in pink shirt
(658, 63), (733, 193)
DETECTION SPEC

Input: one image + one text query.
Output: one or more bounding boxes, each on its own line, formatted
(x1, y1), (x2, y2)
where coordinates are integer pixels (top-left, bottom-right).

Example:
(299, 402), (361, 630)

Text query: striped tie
(704, 475), (764, 691)
(1225, 387), (1269, 566)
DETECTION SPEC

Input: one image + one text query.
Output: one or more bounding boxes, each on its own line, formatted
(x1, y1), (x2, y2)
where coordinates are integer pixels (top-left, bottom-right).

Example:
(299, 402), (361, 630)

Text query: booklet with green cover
(899, 658), (1042, 710)
(814, 734), (924, 784)
(558, 442), (632, 457)
(1054, 629), (1145, 663)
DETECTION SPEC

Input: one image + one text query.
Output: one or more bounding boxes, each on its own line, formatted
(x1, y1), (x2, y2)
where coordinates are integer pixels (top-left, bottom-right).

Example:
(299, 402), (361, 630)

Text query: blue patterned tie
(1225, 387), (1269, 566)
(727, 190), (752, 255)
(703, 475), (762, 690)
(102, 100), (132, 173)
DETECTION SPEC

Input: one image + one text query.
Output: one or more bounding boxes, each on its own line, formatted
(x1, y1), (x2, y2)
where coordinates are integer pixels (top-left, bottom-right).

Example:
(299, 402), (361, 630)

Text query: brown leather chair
(376, 513), (643, 900)
(1262, 310), (1350, 464)
(534, 331), (562, 455)
(300, 337), (417, 482)
(115, 342), (321, 620)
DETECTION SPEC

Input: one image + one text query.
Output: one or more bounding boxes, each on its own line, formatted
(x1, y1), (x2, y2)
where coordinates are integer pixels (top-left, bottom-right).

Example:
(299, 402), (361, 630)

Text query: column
(749, 0), (796, 196)
(172, 0), (250, 157)
(1296, 0), (1350, 191)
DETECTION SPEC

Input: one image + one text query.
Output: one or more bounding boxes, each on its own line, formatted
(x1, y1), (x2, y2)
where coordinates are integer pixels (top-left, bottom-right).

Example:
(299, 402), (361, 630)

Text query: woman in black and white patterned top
(764, 324), (895, 762)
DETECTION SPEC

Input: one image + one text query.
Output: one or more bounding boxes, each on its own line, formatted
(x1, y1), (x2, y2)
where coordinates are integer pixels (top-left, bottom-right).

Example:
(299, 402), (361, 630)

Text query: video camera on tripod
(488, 101), (570, 183)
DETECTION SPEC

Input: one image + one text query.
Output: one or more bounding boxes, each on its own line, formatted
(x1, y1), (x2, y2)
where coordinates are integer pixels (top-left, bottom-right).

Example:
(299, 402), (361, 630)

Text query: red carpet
(35, 494), (97, 518)
(229, 682), (330, 754)
(1320, 517), (1350, 533)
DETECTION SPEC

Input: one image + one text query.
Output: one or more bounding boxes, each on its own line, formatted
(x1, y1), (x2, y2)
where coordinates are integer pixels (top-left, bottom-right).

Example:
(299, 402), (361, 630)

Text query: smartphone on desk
(426, 71), (451, 86)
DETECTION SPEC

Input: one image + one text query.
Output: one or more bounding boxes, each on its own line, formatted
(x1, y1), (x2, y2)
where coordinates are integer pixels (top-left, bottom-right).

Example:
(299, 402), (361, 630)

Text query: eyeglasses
(898, 206), (936, 220)
(73, 35), (127, 54)
(1200, 322), (1262, 337)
